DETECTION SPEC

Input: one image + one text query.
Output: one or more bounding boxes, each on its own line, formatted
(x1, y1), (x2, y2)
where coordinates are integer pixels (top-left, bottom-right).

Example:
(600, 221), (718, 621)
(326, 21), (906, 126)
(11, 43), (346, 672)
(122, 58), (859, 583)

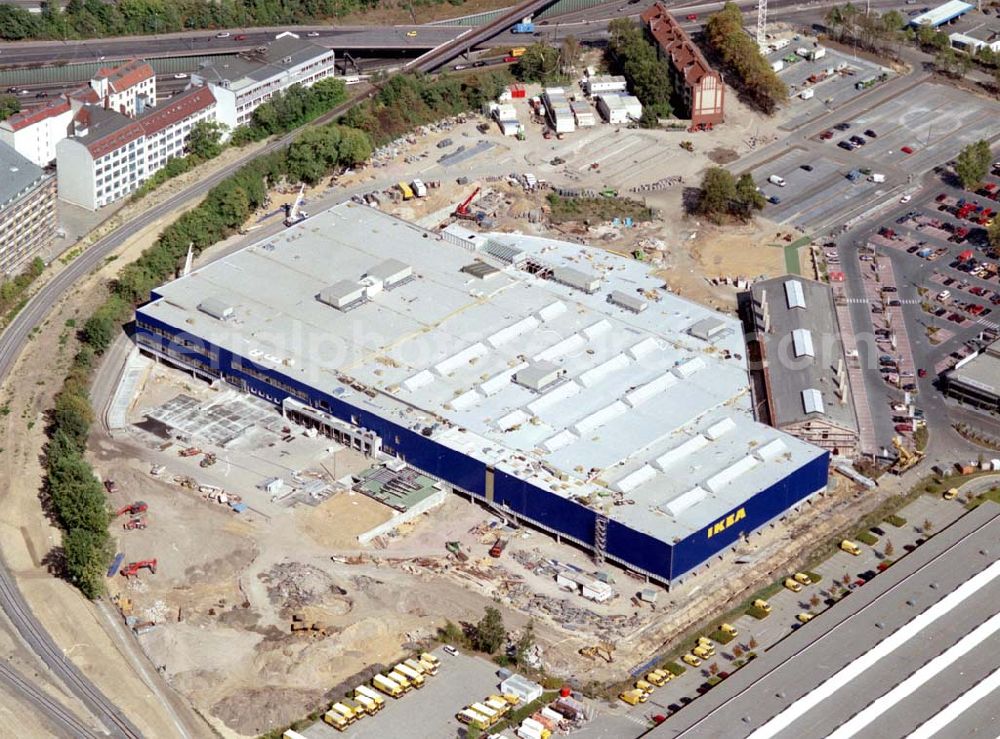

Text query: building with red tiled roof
(56, 87), (216, 211)
(90, 58), (157, 117)
(640, 3), (725, 129)
(0, 98), (73, 167)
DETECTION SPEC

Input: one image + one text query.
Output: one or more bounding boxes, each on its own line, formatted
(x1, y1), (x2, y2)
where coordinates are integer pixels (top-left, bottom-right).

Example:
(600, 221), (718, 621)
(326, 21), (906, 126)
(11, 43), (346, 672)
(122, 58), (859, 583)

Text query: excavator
(452, 187), (481, 221)
(578, 642), (615, 663)
(120, 559), (157, 578)
(890, 436), (924, 474)
(114, 501), (148, 517)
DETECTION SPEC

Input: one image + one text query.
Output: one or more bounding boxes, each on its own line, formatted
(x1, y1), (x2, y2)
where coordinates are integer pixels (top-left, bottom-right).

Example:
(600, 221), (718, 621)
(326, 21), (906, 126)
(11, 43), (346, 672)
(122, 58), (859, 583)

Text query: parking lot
(749, 83), (1000, 232)
(765, 42), (890, 129)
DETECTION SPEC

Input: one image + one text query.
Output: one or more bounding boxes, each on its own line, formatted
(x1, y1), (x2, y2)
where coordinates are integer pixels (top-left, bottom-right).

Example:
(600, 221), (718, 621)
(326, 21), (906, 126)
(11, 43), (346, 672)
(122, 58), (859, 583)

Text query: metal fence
(430, 0), (611, 27)
(0, 54), (226, 86)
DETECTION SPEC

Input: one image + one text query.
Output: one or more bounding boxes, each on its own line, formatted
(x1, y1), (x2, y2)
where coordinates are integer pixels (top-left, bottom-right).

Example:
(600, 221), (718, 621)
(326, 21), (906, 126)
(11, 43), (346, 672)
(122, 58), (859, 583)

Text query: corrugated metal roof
(784, 279), (806, 309)
(792, 328), (815, 358)
(802, 388), (825, 415)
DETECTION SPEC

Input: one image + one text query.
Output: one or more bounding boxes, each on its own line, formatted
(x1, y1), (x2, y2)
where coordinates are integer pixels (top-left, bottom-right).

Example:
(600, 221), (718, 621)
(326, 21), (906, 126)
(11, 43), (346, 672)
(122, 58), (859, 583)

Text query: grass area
(709, 629), (736, 645)
(546, 193), (654, 225)
(885, 513), (907, 528)
(966, 486), (1000, 509)
(856, 530), (879, 546)
(784, 244), (802, 274)
(707, 675), (722, 686)
(805, 571), (823, 583)
(663, 661), (686, 676)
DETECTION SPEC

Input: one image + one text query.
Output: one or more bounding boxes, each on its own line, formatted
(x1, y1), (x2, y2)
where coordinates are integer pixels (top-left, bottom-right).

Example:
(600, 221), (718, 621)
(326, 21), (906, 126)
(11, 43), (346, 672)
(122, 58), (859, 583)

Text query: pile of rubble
(259, 561), (347, 611)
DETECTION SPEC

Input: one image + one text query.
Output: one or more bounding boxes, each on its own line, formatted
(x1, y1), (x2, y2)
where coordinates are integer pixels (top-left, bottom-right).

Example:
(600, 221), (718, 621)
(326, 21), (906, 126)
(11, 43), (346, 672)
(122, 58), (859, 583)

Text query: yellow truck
(322, 711), (348, 731)
(405, 658), (429, 676)
(682, 653), (702, 667)
(693, 644), (714, 659)
(388, 670), (412, 692)
(343, 698), (367, 719)
(720, 623), (738, 637)
(620, 688), (647, 705)
(420, 652), (439, 667)
(784, 577), (803, 593)
(457, 708), (490, 729)
(353, 693), (379, 715)
(373, 673), (403, 697)
(646, 669), (671, 687)
(944, 487), (959, 500)
(418, 655), (440, 675)
(395, 663), (426, 688)
(635, 679), (655, 696)
(753, 598), (772, 614)
(840, 539), (861, 556)
(485, 696), (509, 716)
(793, 572), (811, 585)
(500, 693), (521, 706)
(355, 684), (385, 709)
(470, 702), (499, 725)
(397, 181), (414, 200)
(329, 703), (356, 724)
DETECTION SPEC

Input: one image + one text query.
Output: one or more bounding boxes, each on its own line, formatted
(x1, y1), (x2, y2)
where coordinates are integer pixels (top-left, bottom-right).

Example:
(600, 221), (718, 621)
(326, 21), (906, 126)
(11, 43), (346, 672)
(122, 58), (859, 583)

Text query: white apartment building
(192, 38), (335, 131)
(0, 98), (74, 167)
(90, 58), (156, 117)
(56, 86), (215, 210)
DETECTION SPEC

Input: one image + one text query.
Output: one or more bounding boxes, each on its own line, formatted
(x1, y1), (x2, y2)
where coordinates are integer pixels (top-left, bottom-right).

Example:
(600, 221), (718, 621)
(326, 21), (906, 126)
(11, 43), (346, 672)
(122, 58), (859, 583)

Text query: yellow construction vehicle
(890, 436), (924, 474)
(578, 643), (614, 662)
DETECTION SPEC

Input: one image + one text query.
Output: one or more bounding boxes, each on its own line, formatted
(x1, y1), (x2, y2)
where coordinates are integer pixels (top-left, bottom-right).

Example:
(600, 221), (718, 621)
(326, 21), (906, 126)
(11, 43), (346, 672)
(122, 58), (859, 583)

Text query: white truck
(411, 178), (427, 197)
(768, 174), (787, 187)
(869, 173), (886, 183)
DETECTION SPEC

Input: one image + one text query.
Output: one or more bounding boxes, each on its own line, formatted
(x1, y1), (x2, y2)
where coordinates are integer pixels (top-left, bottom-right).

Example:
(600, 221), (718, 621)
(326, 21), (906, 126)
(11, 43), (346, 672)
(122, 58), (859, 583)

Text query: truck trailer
(373, 673), (402, 697)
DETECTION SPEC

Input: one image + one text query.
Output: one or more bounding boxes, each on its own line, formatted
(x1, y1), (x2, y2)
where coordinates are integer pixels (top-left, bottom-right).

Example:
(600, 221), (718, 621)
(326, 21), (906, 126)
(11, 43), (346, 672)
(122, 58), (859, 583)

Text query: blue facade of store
(135, 309), (830, 585)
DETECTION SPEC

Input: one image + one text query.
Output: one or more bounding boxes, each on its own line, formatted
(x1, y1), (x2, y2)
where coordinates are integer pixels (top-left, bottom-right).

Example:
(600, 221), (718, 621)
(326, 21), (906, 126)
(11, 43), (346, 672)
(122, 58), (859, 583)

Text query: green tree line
(696, 167), (765, 222)
(0, 0), (466, 41)
(825, 5), (906, 56)
(704, 3), (787, 114)
(606, 17), (673, 127)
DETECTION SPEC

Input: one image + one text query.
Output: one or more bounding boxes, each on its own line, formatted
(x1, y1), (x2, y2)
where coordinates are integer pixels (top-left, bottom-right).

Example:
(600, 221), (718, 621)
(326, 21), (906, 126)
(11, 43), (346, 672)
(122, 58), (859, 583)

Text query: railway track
(0, 659), (100, 738)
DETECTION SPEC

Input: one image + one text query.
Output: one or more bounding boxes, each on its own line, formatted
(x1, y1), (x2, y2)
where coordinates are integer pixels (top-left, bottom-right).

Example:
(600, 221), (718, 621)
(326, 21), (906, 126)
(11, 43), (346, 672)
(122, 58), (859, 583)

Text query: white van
(937, 290), (951, 302)
(768, 174), (787, 187)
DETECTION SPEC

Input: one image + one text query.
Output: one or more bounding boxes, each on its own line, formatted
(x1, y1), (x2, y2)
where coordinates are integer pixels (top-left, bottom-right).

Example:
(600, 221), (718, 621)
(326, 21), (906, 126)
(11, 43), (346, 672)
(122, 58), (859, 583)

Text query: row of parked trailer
(282, 653), (441, 733)
(456, 692), (525, 734)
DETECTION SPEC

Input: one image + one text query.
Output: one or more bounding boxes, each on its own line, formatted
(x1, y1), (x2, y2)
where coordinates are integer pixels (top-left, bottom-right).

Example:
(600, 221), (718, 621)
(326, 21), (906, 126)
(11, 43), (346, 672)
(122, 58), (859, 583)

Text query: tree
(698, 167), (737, 220)
(705, 3), (787, 113)
(514, 620), (535, 665)
(922, 518), (934, 534)
(81, 313), (115, 354)
(0, 95), (20, 122)
(842, 573), (851, 586)
(747, 636), (758, 650)
(734, 173), (766, 220)
(607, 18), (672, 122)
(514, 44), (563, 85)
(561, 35), (581, 72)
(955, 140), (993, 190)
(732, 644), (744, 658)
(186, 119), (226, 160)
(473, 605), (507, 654)
(809, 594), (821, 608)
(63, 527), (110, 599)
(708, 662), (719, 676)
(883, 539), (895, 557)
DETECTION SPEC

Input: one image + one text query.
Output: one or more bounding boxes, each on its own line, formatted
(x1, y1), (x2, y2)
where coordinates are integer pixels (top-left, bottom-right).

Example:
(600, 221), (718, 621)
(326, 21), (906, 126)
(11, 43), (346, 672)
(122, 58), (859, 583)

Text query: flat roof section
(910, 0), (973, 27)
(947, 338), (1000, 396)
(748, 277), (858, 433)
(651, 502), (1000, 738)
(139, 203), (825, 545)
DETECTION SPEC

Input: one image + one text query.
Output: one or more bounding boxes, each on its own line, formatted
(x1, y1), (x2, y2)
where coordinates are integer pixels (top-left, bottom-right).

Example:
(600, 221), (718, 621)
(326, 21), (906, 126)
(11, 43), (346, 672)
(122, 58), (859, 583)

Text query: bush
(707, 676), (722, 686)
(856, 531), (879, 546)
(806, 571), (823, 583)
(662, 661), (685, 676)
(886, 514), (907, 528)
(709, 629), (735, 645)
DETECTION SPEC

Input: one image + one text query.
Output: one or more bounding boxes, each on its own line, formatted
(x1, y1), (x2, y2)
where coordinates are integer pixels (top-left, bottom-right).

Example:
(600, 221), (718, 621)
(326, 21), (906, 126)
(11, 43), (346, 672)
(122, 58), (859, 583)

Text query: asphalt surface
(650, 502), (1000, 738)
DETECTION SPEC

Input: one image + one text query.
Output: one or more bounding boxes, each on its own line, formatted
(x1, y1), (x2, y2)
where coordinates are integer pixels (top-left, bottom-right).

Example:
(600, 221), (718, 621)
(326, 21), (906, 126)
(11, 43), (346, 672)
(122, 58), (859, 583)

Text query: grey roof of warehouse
(195, 37), (331, 90)
(0, 142), (47, 210)
(747, 277), (858, 432)
(947, 339), (1000, 396)
(139, 203), (825, 544)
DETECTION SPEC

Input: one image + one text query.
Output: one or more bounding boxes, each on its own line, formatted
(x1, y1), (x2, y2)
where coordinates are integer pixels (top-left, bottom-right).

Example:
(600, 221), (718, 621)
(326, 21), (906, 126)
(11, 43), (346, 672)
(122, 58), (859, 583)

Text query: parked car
(900, 194), (912, 203)
(686, 13), (699, 20)
(834, 122), (851, 131)
(918, 368), (928, 377)
(820, 130), (834, 140)
(801, 164), (814, 171)
(864, 128), (878, 138)
(234, 34), (248, 40)
(901, 146), (915, 154)
(215, 31), (231, 38)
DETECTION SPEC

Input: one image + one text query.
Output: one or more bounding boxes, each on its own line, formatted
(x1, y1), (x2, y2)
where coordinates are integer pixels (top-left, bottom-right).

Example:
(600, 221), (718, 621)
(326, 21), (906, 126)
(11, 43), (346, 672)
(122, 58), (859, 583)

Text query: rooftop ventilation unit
(791, 328), (815, 358)
(197, 298), (235, 321)
(784, 279), (806, 309)
(317, 280), (367, 311)
(550, 266), (602, 294)
(366, 258), (413, 289)
(483, 239), (526, 265)
(514, 360), (564, 392)
(607, 290), (648, 313)
(802, 388), (825, 414)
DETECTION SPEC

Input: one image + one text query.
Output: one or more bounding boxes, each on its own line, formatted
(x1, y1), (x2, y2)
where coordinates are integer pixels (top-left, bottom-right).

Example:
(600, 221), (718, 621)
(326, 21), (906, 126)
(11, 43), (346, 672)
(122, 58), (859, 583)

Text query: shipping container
(396, 181), (413, 200)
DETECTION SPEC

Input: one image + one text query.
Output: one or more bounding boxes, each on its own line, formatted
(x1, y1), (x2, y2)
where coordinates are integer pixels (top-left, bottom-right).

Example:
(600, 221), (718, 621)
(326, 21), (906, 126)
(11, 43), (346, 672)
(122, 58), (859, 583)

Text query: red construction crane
(114, 501), (148, 517)
(120, 559), (157, 578)
(452, 187), (481, 220)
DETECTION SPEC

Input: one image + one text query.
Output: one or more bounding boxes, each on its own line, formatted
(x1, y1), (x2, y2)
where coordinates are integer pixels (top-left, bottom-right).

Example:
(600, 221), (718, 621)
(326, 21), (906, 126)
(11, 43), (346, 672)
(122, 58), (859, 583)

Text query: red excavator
(115, 501), (148, 517)
(452, 187), (481, 221)
(120, 559), (157, 578)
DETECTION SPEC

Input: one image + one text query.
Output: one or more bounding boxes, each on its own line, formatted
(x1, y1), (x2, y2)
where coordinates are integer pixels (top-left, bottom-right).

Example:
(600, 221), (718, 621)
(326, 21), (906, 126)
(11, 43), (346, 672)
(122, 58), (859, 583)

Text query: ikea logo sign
(707, 508), (746, 539)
